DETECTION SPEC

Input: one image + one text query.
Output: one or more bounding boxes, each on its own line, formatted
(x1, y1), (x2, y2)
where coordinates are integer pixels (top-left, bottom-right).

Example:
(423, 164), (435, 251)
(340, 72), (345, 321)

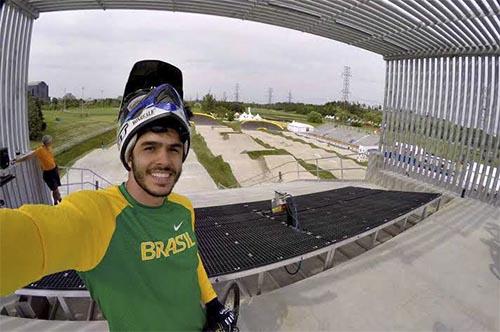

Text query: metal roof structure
(11, 0), (500, 59)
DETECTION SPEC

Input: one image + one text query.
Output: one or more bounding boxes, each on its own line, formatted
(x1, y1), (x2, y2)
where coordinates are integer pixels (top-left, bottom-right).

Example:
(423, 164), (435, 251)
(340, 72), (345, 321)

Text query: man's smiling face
(128, 128), (183, 202)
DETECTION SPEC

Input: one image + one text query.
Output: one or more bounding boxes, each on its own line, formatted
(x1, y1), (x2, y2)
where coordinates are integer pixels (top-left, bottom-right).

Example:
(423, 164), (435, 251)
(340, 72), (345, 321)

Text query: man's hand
(204, 298), (236, 332)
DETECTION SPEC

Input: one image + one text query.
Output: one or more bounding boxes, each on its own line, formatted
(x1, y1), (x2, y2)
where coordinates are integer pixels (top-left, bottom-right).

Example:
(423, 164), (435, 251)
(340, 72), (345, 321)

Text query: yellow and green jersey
(0, 184), (217, 331)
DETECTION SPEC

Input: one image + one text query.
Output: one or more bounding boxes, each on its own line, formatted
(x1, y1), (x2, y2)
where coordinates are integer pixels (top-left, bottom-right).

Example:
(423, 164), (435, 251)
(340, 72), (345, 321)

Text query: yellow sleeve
(0, 187), (127, 296)
(168, 192), (217, 303)
(197, 254), (217, 303)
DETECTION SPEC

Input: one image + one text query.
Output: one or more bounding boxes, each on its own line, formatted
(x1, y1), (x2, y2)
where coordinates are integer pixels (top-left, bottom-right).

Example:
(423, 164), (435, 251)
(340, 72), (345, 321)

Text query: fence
(380, 55), (499, 205)
(239, 153), (367, 187)
(59, 167), (113, 196)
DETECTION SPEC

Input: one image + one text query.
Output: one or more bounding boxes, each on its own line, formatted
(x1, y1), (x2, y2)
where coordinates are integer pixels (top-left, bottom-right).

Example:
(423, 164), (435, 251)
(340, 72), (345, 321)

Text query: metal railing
(57, 152), (367, 193)
(290, 132), (376, 161)
(238, 153), (367, 187)
(59, 167), (114, 196)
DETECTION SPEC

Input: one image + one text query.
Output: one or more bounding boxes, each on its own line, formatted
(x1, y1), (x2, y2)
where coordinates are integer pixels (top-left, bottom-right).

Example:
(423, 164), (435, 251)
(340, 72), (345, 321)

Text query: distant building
(287, 121), (314, 133)
(28, 81), (49, 102)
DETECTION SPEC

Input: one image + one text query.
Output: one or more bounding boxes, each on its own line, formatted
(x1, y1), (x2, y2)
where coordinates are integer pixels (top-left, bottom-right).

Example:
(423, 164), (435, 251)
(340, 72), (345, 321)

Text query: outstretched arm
(12, 151), (36, 164)
(0, 190), (122, 295)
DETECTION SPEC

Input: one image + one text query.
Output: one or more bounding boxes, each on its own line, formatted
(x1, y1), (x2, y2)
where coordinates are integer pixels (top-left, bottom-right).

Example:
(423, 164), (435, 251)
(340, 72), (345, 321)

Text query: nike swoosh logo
(174, 221), (183, 231)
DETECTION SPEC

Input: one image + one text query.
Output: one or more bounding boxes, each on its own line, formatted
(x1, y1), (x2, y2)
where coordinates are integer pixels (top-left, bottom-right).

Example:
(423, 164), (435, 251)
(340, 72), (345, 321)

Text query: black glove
(203, 298), (236, 332)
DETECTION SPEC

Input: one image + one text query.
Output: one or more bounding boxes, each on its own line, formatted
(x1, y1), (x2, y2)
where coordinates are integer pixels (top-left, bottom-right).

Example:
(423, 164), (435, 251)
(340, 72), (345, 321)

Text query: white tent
(238, 108), (263, 122)
(287, 121), (314, 133)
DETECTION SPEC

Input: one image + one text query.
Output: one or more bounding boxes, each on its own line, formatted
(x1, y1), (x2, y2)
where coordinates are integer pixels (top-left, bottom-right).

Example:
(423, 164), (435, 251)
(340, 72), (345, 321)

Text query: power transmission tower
(234, 83), (240, 102)
(223, 91), (227, 101)
(341, 65), (351, 102)
(268, 87), (273, 105)
(288, 90), (292, 103)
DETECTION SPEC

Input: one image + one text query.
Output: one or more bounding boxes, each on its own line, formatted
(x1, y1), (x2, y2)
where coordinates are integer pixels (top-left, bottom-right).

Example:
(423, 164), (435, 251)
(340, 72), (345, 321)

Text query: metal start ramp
(20, 187), (440, 293)
(196, 186), (440, 279)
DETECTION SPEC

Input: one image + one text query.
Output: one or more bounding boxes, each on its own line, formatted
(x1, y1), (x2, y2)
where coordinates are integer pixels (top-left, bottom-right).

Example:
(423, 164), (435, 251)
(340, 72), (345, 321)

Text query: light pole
(81, 86), (85, 115)
(101, 89), (104, 111)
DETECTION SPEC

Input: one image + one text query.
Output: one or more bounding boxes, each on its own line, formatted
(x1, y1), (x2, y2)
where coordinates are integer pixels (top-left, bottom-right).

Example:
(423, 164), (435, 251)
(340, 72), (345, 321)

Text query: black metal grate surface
(26, 270), (86, 290)
(197, 187), (439, 277)
(25, 187), (439, 290)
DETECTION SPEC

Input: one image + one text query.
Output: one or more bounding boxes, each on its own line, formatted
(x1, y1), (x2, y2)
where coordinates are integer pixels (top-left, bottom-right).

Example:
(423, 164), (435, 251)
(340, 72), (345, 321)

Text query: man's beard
(131, 159), (182, 198)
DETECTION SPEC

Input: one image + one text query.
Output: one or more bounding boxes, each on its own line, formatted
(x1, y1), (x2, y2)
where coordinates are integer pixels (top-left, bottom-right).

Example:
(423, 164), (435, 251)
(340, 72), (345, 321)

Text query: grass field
(30, 107), (118, 150)
(246, 149), (289, 159)
(249, 108), (318, 126)
(56, 128), (117, 169)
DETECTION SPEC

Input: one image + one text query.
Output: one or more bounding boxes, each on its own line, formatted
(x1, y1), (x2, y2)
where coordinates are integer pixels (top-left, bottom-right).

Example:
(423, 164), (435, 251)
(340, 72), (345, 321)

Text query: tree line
(189, 93), (382, 127)
(41, 94), (122, 110)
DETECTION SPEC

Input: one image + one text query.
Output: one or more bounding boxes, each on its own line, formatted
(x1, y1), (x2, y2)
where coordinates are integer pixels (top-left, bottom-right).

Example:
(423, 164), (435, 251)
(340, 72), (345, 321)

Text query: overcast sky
(29, 9), (386, 105)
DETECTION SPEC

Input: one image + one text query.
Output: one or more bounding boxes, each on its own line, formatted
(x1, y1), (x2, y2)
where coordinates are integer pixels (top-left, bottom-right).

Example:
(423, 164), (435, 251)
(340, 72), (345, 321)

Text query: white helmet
(117, 83), (191, 170)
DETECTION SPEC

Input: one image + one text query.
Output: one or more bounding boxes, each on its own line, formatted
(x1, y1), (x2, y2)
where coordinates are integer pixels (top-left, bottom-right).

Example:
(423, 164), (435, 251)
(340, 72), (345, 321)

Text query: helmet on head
(117, 60), (191, 170)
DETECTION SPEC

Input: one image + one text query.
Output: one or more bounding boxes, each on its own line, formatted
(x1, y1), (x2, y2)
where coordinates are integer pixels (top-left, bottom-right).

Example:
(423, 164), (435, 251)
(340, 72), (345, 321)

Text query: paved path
(195, 125), (269, 186)
(175, 150), (218, 194)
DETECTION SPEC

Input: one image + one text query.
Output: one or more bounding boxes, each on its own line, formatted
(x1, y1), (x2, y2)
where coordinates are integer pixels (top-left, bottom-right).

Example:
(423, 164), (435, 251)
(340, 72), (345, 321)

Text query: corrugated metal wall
(380, 55), (499, 205)
(0, 1), (50, 207)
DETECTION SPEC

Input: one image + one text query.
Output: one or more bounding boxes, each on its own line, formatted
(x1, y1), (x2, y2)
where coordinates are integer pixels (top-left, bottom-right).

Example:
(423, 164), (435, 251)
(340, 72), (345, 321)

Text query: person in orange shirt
(13, 135), (62, 204)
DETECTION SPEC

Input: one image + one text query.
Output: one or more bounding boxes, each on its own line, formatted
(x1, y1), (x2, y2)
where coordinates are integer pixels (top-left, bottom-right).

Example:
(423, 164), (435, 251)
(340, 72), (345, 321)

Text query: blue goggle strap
(124, 84), (183, 123)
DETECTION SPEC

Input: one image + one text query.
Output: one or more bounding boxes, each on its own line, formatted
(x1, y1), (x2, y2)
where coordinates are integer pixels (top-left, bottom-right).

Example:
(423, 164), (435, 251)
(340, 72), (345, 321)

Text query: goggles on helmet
(117, 83), (191, 170)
